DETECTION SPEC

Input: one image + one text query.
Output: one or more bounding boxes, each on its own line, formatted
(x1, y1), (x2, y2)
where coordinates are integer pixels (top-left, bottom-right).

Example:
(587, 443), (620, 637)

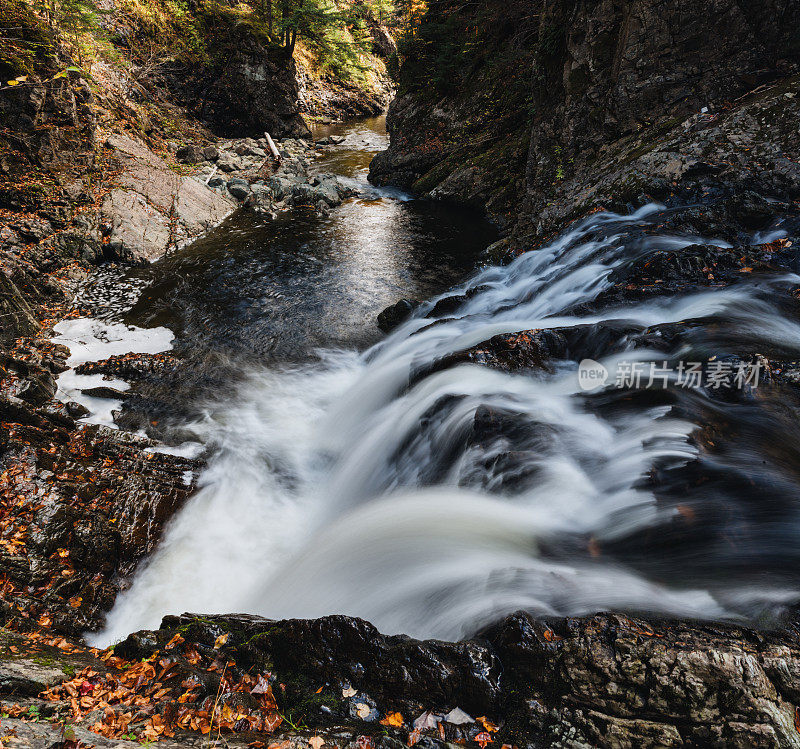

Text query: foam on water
(52, 318), (174, 427)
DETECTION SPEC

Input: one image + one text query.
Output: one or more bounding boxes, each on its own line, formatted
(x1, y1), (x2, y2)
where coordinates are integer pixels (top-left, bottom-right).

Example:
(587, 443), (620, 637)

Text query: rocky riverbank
(4, 608), (800, 748)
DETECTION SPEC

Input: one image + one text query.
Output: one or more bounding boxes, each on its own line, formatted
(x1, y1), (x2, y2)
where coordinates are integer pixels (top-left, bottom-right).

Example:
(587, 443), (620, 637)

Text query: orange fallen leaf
(380, 711), (404, 727)
(214, 632), (229, 649)
(165, 633), (184, 650)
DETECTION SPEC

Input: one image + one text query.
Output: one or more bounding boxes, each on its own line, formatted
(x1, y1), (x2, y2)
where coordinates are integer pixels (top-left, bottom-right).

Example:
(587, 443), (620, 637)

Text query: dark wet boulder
(16, 368), (56, 405)
(80, 385), (127, 399)
(65, 401), (90, 419)
(175, 144), (205, 164)
(377, 298), (419, 332)
(430, 329), (569, 376)
(226, 178), (251, 201)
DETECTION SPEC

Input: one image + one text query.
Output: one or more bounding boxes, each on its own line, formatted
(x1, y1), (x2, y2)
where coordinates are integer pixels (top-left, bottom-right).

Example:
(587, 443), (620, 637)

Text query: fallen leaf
(413, 711), (440, 730)
(164, 633), (184, 650)
(355, 702), (371, 719)
(251, 674), (272, 694)
(407, 728), (421, 747)
(444, 707), (473, 724)
(475, 732), (493, 748)
(477, 716), (500, 732)
(308, 737), (324, 749)
(342, 686), (357, 698)
(380, 711), (404, 727)
(214, 632), (229, 649)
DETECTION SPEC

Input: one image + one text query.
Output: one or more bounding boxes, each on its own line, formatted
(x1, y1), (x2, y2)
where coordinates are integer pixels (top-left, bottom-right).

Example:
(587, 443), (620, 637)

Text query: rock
(267, 175), (297, 201)
(0, 657), (68, 697)
(80, 386), (127, 399)
(100, 134), (235, 261)
(100, 609), (800, 748)
(289, 182), (318, 205)
(65, 401), (90, 419)
(10, 217), (52, 243)
(165, 43), (311, 139)
(377, 299), (418, 332)
(201, 145), (220, 161)
(216, 155), (240, 172)
(16, 369), (57, 405)
(175, 144), (205, 164)
(227, 178), (251, 200)
(0, 272), (39, 341)
(369, 0), (800, 245)
(246, 184), (274, 210)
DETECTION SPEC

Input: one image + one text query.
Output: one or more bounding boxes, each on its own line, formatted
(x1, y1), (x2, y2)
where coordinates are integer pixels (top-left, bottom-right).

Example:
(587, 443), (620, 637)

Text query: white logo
(578, 359), (609, 391)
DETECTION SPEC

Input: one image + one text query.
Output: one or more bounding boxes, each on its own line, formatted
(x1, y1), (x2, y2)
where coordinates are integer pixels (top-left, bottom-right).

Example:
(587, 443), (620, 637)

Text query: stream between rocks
(47, 117), (800, 647)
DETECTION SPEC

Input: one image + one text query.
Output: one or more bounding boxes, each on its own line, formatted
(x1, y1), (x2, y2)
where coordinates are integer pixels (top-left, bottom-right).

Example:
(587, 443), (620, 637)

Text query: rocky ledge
(3, 610), (800, 748)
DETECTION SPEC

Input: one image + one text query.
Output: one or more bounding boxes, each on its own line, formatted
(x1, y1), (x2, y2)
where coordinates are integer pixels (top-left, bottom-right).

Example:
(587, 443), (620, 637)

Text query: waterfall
(93, 204), (800, 646)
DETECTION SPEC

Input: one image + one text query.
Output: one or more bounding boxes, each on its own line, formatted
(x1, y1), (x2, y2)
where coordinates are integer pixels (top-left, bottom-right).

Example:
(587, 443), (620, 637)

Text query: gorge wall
(369, 0), (800, 245)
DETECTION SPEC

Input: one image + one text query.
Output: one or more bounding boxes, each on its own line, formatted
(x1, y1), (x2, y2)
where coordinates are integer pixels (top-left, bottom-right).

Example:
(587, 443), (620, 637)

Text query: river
(70, 117), (800, 647)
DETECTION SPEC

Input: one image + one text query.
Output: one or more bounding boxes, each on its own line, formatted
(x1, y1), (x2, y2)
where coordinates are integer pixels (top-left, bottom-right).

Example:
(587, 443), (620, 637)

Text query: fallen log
(264, 132), (281, 162)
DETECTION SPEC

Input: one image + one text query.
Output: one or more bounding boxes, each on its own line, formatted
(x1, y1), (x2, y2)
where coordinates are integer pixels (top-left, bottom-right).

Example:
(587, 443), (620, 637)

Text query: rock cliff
(369, 0), (800, 241)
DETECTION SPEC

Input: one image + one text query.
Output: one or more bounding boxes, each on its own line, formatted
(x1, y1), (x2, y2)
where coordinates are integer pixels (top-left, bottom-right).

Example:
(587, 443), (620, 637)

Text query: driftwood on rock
(264, 131), (281, 162)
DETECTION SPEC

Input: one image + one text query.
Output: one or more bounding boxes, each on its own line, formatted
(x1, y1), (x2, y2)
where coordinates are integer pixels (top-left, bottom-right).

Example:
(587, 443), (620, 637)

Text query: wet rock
(74, 352), (181, 380)
(370, 0), (800, 247)
(16, 369), (56, 405)
(0, 658), (69, 697)
(93, 609), (800, 747)
(175, 144), (204, 164)
(0, 273), (39, 341)
(436, 329), (568, 374)
(377, 299), (418, 332)
(65, 401), (90, 419)
(80, 385), (127, 399)
(246, 184), (274, 211)
(227, 178), (251, 201)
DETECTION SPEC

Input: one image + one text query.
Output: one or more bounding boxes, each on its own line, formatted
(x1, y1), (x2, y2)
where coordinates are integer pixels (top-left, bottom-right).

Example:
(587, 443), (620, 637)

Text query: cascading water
(92, 198), (800, 647)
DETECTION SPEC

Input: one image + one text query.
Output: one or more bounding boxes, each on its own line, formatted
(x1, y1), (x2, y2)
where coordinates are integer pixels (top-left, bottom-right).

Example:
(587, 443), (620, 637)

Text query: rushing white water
(94, 204), (800, 646)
